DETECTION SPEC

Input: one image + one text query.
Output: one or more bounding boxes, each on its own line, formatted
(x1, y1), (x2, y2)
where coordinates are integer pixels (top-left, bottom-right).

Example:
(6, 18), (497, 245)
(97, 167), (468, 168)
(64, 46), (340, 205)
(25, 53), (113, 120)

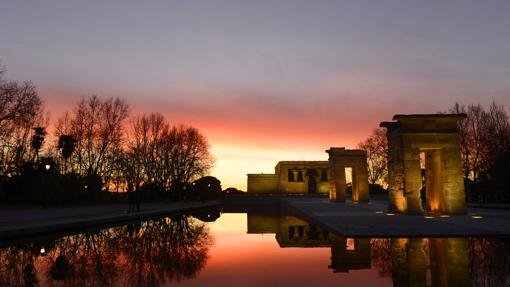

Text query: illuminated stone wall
(275, 161), (330, 194)
(247, 161), (330, 194)
(326, 147), (370, 203)
(381, 114), (467, 215)
(246, 148), (370, 201)
(246, 174), (279, 193)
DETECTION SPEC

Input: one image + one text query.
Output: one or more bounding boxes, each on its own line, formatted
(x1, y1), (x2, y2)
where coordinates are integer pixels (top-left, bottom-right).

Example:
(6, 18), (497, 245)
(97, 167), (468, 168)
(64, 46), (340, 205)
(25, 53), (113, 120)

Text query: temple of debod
(380, 114), (467, 215)
(247, 148), (370, 203)
(247, 113), (468, 215)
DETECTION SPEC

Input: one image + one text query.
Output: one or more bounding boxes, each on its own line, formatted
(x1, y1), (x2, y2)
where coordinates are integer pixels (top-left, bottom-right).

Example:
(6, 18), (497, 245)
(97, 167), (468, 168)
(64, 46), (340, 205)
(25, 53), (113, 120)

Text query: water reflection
(247, 213), (371, 273)
(245, 212), (510, 287)
(0, 211), (509, 286)
(0, 214), (211, 286)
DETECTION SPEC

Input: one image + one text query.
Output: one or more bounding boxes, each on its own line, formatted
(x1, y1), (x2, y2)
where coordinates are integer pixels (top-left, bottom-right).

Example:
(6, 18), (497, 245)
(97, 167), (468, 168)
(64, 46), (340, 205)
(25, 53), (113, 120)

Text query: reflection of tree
(0, 215), (212, 287)
(118, 215), (212, 286)
(470, 238), (510, 287)
(0, 245), (38, 286)
(370, 238), (392, 277)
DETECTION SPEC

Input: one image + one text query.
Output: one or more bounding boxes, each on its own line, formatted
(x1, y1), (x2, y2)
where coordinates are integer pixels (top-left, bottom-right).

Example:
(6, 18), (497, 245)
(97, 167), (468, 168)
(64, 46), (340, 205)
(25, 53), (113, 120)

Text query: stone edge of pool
(0, 201), (220, 242)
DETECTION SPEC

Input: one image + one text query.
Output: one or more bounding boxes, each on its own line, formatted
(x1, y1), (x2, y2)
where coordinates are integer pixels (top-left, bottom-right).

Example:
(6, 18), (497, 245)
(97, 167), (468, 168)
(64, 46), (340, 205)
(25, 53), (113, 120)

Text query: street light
(45, 164), (50, 171)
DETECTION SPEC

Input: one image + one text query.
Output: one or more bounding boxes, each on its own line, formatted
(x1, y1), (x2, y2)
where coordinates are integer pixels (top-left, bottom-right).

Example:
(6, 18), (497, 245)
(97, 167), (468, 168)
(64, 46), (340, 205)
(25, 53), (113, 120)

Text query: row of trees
(0, 63), (215, 203)
(358, 102), (510, 202)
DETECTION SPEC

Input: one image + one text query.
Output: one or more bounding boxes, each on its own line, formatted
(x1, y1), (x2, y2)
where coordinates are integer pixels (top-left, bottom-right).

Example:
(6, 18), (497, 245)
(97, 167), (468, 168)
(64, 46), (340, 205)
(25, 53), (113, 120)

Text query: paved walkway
(283, 197), (510, 237)
(0, 201), (219, 240)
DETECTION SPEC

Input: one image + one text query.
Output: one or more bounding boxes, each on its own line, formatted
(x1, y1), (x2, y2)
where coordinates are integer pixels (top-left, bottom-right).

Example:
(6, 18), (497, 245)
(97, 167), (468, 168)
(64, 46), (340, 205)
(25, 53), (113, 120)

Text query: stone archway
(380, 114), (467, 215)
(326, 148), (369, 203)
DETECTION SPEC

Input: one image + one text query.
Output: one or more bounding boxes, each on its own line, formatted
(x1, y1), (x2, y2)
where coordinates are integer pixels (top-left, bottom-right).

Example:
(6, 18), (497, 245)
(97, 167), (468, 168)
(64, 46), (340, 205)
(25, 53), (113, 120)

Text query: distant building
(247, 147), (369, 202)
(247, 161), (330, 194)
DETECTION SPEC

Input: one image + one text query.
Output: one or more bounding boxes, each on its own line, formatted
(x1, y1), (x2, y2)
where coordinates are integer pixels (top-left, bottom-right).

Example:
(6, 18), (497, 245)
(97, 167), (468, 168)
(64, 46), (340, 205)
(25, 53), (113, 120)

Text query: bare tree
(0, 64), (44, 174)
(480, 102), (510, 167)
(126, 114), (214, 193)
(164, 125), (214, 185)
(358, 128), (388, 185)
(450, 103), (485, 181)
(128, 113), (169, 187)
(450, 102), (510, 202)
(56, 96), (129, 188)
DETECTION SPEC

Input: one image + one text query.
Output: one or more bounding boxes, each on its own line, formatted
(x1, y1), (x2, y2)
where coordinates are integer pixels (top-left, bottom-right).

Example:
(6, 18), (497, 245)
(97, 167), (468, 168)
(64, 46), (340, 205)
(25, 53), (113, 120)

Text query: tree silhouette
(57, 134), (76, 173)
(0, 63), (44, 175)
(450, 102), (510, 202)
(30, 127), (46, 162)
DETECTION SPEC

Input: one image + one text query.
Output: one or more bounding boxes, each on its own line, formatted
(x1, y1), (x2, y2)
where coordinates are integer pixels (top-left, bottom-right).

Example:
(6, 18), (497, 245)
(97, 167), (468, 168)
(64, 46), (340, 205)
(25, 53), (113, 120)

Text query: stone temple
(247, 147), (369, 203)
(247, 114), (467, 215)
(380, 114), (467, 215)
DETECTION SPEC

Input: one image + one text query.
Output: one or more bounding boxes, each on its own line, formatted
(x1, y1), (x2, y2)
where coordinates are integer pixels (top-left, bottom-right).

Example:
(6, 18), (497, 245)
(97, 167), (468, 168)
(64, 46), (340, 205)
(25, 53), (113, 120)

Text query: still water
(1, 210), (509, 287)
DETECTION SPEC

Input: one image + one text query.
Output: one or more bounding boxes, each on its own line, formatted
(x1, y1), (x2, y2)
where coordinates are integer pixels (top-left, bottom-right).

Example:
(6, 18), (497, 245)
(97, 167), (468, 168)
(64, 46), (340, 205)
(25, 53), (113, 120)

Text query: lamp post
(40, 162), (51, 208)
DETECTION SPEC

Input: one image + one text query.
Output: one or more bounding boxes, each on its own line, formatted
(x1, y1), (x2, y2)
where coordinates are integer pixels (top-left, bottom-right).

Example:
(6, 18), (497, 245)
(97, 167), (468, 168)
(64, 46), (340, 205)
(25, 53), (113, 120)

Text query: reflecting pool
(1, 210), (509, 286)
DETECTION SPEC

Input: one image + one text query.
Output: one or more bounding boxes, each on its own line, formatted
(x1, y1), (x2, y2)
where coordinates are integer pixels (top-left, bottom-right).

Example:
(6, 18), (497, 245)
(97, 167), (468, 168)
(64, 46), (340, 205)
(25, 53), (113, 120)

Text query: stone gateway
(380, 114), (467, 215)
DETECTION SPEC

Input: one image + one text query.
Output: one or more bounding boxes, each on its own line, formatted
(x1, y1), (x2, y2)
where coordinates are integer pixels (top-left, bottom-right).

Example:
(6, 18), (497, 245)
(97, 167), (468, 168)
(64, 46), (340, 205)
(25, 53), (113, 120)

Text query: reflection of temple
(390, 238), (469, 287)
(247, 147), (369, 203)
(329, 236), (371, 272)
(247, 213), (371, 273)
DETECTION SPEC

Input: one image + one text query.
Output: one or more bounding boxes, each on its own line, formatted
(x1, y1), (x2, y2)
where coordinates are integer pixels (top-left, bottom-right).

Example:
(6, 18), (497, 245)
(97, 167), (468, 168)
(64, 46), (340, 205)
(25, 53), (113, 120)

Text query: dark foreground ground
(0, 201), (220, 241)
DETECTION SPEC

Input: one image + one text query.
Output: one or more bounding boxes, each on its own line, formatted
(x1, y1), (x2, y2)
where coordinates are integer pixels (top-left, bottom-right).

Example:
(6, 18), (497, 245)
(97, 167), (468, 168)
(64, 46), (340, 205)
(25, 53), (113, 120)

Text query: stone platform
(282, 197), (510, 237)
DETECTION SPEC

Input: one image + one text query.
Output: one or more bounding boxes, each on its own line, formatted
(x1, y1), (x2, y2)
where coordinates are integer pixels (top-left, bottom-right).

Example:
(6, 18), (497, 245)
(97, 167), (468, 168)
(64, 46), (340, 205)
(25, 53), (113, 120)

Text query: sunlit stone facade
(326, 148), (369, 203)
(247, 147), (370, 203)
(380, 114), (467, 215)
(247, 161), (330, 194)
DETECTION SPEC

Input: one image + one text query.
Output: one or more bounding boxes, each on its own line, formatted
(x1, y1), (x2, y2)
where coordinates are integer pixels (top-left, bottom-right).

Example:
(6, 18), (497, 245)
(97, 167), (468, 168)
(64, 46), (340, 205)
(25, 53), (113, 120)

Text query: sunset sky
(1, 1), (510, 189)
